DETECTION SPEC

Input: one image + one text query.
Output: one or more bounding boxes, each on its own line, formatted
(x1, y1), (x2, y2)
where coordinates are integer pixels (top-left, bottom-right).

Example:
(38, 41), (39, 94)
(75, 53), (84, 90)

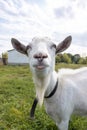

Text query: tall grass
(0, 64), (87, 130)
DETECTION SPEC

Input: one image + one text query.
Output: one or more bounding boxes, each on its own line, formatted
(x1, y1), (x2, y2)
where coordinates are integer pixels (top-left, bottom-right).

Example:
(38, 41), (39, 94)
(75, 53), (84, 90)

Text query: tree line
(56, 53), (87, 64)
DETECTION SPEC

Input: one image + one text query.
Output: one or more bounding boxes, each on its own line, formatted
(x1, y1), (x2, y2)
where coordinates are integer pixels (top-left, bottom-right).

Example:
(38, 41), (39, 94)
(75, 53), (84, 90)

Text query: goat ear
(11, 38), (28, 55)
(56, 36), (72, 54)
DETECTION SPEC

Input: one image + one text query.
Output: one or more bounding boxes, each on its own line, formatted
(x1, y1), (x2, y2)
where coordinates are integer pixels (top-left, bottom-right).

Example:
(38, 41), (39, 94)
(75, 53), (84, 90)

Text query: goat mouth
(33, 64), (48, 70)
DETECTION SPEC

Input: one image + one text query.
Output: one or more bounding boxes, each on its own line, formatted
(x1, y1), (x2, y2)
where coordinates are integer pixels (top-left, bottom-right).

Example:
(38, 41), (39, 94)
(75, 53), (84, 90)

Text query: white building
(8, 49), (29, 65)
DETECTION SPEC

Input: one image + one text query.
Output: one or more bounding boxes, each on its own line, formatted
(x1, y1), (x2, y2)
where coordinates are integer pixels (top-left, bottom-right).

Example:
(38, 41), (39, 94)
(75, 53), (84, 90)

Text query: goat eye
(51, 44), (56, 49)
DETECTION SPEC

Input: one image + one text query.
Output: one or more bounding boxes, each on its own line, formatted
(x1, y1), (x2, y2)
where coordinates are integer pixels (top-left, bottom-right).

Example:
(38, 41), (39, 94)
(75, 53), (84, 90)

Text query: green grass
(0, 64), (87, 130)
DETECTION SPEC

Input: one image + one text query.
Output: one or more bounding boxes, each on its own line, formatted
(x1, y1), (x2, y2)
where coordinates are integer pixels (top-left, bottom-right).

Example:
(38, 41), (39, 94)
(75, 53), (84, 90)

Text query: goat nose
(33, 53), (48, 61)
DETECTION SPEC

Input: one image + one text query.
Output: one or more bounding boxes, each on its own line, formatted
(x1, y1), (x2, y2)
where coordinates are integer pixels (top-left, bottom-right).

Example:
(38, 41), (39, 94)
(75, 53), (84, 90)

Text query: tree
(78, 57), (87, 64)
(61, 53), (72, 63)
(2, 52), (8, 65)
(72, 54), (80, 64)
(56, 54), (62, 63)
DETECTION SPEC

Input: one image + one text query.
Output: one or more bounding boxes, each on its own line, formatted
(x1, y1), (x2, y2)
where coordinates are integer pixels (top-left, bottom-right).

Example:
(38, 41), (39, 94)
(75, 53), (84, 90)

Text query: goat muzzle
(33, 53), (48, 62)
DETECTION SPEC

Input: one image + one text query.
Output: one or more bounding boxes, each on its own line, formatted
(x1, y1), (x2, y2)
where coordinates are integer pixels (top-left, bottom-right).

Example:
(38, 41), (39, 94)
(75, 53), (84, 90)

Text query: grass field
(0, 64), (87, 130)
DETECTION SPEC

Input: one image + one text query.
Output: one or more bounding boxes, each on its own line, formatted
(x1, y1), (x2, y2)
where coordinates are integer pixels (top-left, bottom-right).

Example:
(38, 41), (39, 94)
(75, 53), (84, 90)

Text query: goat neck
(33, 70), (58, 106)
(44, 71), (58, 98)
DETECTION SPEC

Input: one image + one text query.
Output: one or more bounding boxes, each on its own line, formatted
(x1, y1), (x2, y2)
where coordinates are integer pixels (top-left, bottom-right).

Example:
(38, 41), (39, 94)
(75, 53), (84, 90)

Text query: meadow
(0, 64), (87, 130)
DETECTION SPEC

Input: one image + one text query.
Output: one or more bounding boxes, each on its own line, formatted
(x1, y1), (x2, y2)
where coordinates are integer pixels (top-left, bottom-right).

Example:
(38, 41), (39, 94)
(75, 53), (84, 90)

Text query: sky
(0, 0), (87, 57)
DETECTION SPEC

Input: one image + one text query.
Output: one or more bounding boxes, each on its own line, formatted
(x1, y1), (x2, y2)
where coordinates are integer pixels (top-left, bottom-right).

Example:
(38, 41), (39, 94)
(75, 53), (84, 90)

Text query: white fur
(12, 36), (87, 130)
(27, 37), (87, 130)
(27, 37), (56, 106)
(44, 67), (87, 130)
(27, 38), (87, 130)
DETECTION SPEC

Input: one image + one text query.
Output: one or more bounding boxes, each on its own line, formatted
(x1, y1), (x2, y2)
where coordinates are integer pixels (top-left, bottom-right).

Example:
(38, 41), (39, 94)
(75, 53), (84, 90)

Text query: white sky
(0, 0), (87, 57)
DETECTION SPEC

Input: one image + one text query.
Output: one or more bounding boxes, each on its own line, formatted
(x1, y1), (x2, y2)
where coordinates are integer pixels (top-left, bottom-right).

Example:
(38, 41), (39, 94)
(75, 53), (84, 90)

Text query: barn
(8, 49), (29, 65)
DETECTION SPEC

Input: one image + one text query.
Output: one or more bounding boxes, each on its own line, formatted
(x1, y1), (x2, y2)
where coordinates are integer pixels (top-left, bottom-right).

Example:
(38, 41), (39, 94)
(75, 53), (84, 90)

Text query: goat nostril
(34, 53), (48, 59)
(43, 54), (48, 58)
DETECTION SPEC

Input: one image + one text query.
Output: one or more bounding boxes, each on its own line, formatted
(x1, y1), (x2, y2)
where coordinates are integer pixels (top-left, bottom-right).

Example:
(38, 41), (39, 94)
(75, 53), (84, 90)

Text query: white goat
(11, 36), (87, 130)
